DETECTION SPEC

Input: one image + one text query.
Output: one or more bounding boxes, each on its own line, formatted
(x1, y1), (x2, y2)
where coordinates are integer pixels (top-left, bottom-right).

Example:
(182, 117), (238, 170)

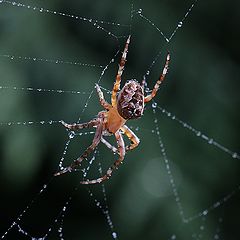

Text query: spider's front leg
(80, 130), (125, 184)
(95, 84), (111, 110)
(111, 35), (131, 107)
(144, 53), (170, 103)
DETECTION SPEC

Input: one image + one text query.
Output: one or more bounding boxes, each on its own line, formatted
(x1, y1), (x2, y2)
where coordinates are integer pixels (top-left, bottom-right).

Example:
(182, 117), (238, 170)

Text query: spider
(55, 36), (170, 184)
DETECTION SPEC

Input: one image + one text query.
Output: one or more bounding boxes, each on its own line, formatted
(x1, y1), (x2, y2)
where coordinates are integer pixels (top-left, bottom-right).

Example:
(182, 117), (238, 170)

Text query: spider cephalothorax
(55, 35), (170, 184)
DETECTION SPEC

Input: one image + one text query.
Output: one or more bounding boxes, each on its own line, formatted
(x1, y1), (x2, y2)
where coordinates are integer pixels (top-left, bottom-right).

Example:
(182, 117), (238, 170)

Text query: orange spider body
(55, 35), (170, 184)
(105, 107), (126, 134)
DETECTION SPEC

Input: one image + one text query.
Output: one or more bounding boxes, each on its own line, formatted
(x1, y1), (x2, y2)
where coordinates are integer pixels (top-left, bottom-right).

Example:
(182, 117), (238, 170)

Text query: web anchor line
(134, 0), (198, 43)
(152, 104), (186, 223)
(0, 120), (61, 127)
(0, 85), (90, 95)
(0, 0), (123, 45)
(184, 184), (240, 223)
(0, 0), (129, 27)
(157, 105), (240, 160)
(1, 183), (49, 239)
(0, 54), (104, 68)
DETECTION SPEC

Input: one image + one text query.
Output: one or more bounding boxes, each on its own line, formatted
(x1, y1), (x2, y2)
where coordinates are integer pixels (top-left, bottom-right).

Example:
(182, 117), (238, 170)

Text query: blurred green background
(0, 0), (239, 239)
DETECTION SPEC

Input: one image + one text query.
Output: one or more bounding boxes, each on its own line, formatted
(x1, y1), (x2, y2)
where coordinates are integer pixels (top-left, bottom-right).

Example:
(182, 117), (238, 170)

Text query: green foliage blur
(0, 0), (239, 239)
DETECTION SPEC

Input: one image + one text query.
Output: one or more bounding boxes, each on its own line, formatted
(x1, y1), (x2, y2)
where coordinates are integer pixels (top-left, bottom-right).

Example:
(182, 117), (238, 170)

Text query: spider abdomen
(117, 80), (144, 120)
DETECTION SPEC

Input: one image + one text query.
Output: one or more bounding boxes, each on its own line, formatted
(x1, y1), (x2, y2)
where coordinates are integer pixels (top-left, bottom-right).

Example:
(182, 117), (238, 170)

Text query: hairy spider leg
(95, 84), (111, 110)
(120, 125), (140, 151)
(80, 130), (125, 184)
(101, 137), (118, 154)
(101, 124), (140, 153)
(54, 115), (104, 176)
(144, 53), (170, 103)
(60, 118), (98, 131)
(111, 35), (131, 107)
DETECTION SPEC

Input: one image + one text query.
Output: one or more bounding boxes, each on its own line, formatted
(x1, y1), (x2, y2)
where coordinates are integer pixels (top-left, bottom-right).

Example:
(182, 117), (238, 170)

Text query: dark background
(0, 0), (239, 239)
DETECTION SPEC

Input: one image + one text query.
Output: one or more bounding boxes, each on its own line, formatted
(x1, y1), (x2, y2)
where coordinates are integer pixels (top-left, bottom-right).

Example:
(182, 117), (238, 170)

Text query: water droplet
(202, 210), (208, 216)
(214, 201), (220, 208)
(178, 21), (183, 27)
(152, 102), (157, 108)
(196, 131), (201, 136)
(146, 70), (150, 75)
(112, 232), (117, 239)
(232, 152), (238, 158)
(68, 131), (75, 139)
(208, 138), (213, 144)
(214, 234), (219, 240)
(137, 8), (142, 14)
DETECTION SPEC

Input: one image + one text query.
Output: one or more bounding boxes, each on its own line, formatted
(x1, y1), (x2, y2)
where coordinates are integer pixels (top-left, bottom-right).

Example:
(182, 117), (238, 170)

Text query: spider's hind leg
(101, 137), (118, 154)
(121, 125), (140, 151)
(80, 130), (125, 184)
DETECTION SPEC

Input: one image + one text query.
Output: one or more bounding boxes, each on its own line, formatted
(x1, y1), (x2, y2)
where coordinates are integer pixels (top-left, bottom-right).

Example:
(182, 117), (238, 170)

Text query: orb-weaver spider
(55, 36), (170, 184)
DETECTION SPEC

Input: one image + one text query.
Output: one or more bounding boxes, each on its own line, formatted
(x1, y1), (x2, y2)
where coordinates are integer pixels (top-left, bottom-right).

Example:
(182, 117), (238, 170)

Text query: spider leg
(101, 137), (118, 154)
(80, 130), (125, 184)
(61, 119), (98, 131)
(111, 35), (131, 107)
(144, 53), (170, 103)
(54, 118), (104, 176)
(121, 125), (140, 151)
(95, 84), (111, 110)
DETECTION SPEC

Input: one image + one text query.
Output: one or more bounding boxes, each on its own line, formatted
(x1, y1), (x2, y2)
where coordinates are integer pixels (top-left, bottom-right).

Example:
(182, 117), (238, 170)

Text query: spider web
(0, 0), (239, 239)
